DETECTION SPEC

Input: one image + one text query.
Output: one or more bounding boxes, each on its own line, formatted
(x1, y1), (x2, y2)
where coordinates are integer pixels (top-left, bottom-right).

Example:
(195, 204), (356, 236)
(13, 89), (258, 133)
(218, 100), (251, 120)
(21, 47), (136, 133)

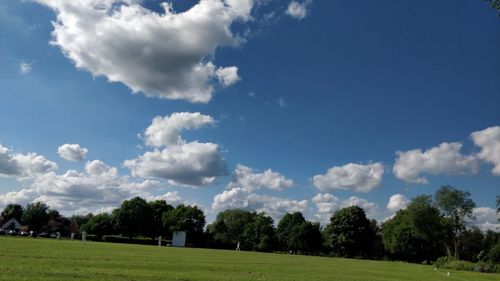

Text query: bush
(434, 256), (500, 274)
(488, 242), (500, 263)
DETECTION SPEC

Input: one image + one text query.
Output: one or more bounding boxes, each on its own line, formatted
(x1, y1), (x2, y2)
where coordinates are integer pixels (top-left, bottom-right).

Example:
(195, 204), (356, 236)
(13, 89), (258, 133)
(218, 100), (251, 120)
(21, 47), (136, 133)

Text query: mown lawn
(0, 236), (498, 281)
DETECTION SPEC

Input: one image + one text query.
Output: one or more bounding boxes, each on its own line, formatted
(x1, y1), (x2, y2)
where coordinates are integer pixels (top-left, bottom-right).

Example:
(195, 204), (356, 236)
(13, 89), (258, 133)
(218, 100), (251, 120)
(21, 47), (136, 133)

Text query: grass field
(0, 237), (499, 281)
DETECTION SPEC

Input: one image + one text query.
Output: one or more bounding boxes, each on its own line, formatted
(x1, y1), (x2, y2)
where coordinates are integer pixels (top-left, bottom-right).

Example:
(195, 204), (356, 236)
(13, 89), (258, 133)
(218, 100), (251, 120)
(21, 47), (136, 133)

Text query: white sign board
(172, 231), (186, 247)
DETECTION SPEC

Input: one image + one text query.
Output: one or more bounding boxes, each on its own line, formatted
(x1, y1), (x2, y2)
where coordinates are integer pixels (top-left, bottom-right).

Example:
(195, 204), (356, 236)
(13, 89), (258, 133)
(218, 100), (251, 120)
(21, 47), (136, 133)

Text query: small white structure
(1, 218), (21, 231)
(171, 231), (186, 247)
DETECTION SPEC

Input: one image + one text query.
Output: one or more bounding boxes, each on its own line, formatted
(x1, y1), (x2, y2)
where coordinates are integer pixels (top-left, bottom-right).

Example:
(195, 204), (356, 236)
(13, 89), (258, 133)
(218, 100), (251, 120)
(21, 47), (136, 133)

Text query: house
(1, 218), (22, 231)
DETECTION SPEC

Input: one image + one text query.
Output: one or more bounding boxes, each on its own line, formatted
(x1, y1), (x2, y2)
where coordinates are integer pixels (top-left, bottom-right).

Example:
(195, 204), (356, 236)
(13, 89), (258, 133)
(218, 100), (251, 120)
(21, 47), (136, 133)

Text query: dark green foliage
(243, 213), (276, 252)
(71, 213), (93, 227)
(324, 206), (374, 258)
(382, 196), (445, 262)
(207, 209), (255, 249)
(163, 204), (205, 246)
(459, 227), (484, 262)
(22, 202), (50, 232)
(82, 213), (114, 239)
(488, 242), (500, 263)
(484, 0), (500, 15)
(113, 197), (154, 238)
(148, 200), (174, 237)
(277, 212), (306, 252)
(1, 204), (24, 222)
(434, 185), (476, 259)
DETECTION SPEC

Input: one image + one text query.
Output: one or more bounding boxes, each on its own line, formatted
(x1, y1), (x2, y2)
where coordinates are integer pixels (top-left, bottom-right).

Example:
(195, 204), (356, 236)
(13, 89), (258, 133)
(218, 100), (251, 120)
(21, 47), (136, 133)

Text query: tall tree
(1, 204), (24, 222)
(113, 197), (154, 238)
(163, 204), (205, 246)
(207, 209), (254, 249)
(22, 202), (50, 232)
(242, 212), (276, 252)
(324, 206), (374, 258)
(148, 200), (174, 238)
(434, 185), (475, 259)
(382, 195), (445, 262)
(277, 212), (306, 253)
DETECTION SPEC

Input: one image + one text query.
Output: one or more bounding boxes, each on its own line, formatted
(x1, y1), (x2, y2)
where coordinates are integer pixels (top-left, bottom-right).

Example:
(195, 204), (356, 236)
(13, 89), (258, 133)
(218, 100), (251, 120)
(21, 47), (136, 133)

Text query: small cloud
(286, 0), (312, 20)
(277, 97), (286, 108)
(19, 62), (31, 75)
(249, 92), (256, 98)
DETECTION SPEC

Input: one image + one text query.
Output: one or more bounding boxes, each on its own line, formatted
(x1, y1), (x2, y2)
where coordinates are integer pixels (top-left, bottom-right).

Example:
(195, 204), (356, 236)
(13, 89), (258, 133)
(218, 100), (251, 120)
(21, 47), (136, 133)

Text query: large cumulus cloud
(34, 0), (250, 102)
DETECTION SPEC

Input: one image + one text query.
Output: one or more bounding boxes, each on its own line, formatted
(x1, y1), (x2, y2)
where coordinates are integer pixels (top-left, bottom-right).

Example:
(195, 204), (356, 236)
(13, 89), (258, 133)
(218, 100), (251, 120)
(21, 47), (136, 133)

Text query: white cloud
(386, 193), (409, 213)
(277, 97), (286, 108)
(0, 144), (57, 178)
(227, 164), (293, 192)
(149, 191), (183, 206)
(471, 126), (500, 176)
(144, 112), (215, 147)
(0, 160), (164, 213)
(212, 187), (249, 210)
(35, 0), (251, 103)
(124, 141), (227, 187)
(471, 207), (499, 232)
(393, 142), (478, 184)
(215, 66), (240, 86)
(19, 62), (31, 75)
(313, 162), (384, 192)
(286, 0), (311, 20)
(57, 143), (88, 161)
(312, 193), (378, 224)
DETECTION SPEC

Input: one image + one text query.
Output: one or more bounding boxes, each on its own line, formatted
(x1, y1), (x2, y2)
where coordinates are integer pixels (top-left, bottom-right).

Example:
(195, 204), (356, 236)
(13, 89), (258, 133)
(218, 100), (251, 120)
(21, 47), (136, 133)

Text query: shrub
(488, 242), (500, 263)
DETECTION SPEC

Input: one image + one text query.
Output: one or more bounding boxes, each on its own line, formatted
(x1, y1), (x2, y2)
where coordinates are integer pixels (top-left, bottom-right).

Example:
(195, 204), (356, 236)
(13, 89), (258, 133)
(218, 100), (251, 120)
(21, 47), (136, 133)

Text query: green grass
(0, 237), (498, 281)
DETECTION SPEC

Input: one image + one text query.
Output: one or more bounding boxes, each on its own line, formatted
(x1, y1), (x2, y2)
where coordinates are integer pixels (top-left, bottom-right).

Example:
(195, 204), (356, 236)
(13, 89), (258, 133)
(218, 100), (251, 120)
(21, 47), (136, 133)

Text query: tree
(207, 209), (255, 249)
(242, 212), (276, 252)
(434, 185), (475, 259)
(113, 197), (154, 238)
(22, 202), (50, 232)
(294, 221), (323, 255)
(82, 213), (114, 239)
(382, 196), (445, 262)
(484, 0), (500, 14)
(148, 200), (174, 238)
(163, 204), (205, 246)
(1, 204), (24, 222)
(277, 212), (306, 253)
(324, 206), (374, 258)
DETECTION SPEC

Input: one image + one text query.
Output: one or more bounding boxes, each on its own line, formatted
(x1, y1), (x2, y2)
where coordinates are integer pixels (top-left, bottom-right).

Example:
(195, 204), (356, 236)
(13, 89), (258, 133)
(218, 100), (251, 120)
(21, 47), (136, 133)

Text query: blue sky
(0, 0), (499, 228)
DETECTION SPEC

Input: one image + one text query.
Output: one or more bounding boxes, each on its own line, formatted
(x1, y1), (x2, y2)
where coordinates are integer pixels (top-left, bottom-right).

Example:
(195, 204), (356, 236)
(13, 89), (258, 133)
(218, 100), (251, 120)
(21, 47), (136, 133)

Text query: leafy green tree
(163, 204), (205, 246)
(1, 204), (24, 222)
(81, 213), (114, 239)
(382, 196), (445, 262)
(71, 213), (93, 227)
(113, 197), (154, 238)
(459, 227), (484, 262)
(295, 221), (323, 255)
(207, 209), (254, 249)
(324, 206), (374, 258)
(277, 212), (306, 253)
(148, 200), (174, 237)
(22, 202), (50, 232)
(242, 212), (276, 252)
(434, 185), (475, 259)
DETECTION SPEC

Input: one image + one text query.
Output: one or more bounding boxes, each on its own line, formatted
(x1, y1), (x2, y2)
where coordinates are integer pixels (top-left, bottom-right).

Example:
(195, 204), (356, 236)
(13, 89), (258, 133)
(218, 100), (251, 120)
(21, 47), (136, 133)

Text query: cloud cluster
(212, 164), (304, 220)
(386, 194), (409, 213)
(57, 143), (88, 162)
(0, 160), (164, 214)
(0, 144), (57, 178)
(313, 163), (384, 192)
(471, 126), (500, 176)
(34, 0), (249, 103)
(393, 142), (478, 184)
(227, 164), (294, 192)
(286, 0), (311, 20)
(312, 193), (378, 224)
(125, 112), (226, 187)
(471, 207), (499, 232)
(19, 62), (32, 75)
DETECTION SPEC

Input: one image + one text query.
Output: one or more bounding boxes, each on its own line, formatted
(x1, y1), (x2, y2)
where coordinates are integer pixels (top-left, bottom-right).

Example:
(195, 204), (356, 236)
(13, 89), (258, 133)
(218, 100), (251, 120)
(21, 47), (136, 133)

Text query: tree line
(1, 185), (499, 266)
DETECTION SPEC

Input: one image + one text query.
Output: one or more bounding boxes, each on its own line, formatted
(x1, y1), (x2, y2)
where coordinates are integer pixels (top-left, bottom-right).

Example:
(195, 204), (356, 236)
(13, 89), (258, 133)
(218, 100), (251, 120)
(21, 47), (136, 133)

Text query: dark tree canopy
(207, 209), (255, 249)
(82, 213), (114, 239)
(113, 197), (154, 238)
(277, 212), (306, 252)
(163, 204), (205, 246)
(1, 204), (24, 222)
(434, 185), (475, 259)
(148, 200), (174, 237)
(324, 206), (374, 258)
(22, 202), (50, 232)
(382, 196), (445, 262)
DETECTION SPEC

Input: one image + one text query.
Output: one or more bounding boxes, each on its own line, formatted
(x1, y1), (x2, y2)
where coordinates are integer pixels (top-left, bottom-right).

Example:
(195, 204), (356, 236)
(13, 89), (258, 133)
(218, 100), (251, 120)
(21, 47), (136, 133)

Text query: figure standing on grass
(236, 241), (240, 251)
(158, 235), (162, 247)
(82, 231), (87, 244)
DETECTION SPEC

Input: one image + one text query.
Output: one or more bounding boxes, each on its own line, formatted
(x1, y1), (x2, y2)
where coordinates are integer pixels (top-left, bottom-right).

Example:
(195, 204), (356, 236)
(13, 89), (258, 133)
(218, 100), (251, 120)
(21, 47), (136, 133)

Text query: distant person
(56, 232), (61, 240)
(236, 241), (240, 251)
(70, 232), (75, 240)
(158, 235), (162, 247)
(82, 231), (87, 244)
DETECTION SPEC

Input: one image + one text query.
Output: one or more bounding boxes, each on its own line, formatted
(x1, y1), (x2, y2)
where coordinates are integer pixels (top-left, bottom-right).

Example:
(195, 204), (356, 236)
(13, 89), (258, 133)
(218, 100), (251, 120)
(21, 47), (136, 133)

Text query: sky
(0, 0), (499, 230)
